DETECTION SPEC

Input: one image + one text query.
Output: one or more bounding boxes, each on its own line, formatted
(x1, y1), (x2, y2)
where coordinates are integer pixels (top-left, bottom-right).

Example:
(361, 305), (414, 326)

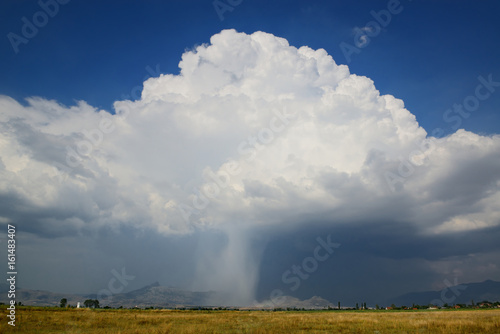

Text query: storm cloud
(1, 30), (499, 305)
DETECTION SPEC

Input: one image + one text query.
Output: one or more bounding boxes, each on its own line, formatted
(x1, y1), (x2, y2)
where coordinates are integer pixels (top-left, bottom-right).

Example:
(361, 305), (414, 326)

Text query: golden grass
(1, 307), (500, 333)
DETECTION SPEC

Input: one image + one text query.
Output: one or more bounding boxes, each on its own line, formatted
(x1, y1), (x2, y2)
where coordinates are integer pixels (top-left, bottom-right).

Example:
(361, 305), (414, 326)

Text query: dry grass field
(1, 307), (500, 333)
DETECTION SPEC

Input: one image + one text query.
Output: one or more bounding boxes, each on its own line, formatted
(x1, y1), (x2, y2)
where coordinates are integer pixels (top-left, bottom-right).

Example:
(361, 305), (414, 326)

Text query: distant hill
(253, 295), (335, 310)
(0, 281), (336, 309)
(3, 279), (499, 309)
(0, 287), (83, 307)
(89, 282), (218, 308)
(0, 282), (217, 308)
(385, 280), (500, 307)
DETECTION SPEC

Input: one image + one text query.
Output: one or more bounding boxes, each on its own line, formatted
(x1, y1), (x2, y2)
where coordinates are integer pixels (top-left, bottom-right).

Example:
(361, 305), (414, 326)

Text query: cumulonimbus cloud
(1, 29), (500, 240)
(2, 29), (500, 304)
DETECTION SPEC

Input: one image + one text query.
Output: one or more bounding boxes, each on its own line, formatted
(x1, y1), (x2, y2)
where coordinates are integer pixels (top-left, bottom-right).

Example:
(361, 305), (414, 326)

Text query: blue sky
(2, 0), (499, 135)
(1, 1), (500, 306)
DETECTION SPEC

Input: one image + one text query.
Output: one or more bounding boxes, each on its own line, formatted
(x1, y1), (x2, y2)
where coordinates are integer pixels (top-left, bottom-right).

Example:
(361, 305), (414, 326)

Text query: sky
(0, 0), (500, 307)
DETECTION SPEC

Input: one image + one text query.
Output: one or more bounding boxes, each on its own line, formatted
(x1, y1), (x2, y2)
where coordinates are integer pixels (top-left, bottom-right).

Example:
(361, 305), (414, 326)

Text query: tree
(338, 302), (340, 310)
(60, 298), (67, 308)
(375, 304), (379, 310)
(355, 303), (359, 310)
(84, 299), (100, 309)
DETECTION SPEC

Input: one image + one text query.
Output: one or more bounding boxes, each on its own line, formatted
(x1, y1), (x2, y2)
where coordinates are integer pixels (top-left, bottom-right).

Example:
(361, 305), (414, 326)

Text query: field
(1, 307), (500, 333)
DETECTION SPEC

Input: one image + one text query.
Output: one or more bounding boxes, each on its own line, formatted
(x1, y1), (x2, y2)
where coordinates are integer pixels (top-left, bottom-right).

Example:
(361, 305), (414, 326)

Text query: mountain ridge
(385, 279), (500, 307)
(2, 279), (499, 308)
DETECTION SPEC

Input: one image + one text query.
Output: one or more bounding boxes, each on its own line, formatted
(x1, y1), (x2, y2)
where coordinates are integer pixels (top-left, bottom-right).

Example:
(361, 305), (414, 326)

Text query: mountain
(90, 282), (218, 308)
(0, 288), (83, 307)
(0, 282), (218, 308)
(385, 280), (500, 307)
(4, 279), (499, 308)
(253, 295), (335, 310)
(0, 282), (335, 309)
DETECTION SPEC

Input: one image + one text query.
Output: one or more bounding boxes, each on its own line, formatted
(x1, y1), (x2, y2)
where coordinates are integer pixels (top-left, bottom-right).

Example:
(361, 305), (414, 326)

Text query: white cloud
(1, 29), (499, 234)
(1, 29), (500, 303)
